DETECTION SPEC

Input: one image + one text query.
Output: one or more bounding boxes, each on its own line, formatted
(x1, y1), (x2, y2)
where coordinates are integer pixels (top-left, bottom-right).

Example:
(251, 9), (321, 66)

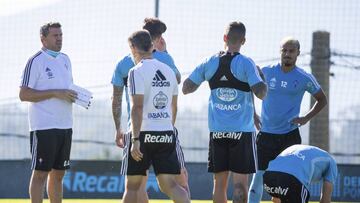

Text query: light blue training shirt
(188, 53), (263, 132)
(261, 64), (321, 134)
(267, 144), (338, 190)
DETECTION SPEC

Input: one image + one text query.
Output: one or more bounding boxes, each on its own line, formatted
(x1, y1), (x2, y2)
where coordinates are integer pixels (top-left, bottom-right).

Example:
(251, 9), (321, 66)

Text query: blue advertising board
(1, 160), (360, 202)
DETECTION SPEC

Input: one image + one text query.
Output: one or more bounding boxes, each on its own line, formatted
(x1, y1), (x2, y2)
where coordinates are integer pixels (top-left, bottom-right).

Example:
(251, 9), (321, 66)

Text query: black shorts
(120, 132), (131, 176)
(257, 128), (301, 170)
(30, 129), (72, 171)
(208, 132), (256, 174)
(124, 130), (180, 176)
(174, 127), (186, 169)
(120, 128), (185, 175)
(263, 171), (310, 203)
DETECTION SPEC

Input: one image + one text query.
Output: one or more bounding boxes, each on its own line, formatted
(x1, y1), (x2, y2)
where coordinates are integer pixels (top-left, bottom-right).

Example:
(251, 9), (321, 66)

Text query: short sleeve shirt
(188, 53), (263, 132)
(111, 51), (180, 129)
(20, 50), (73, 131)
(267, 144), (338, 190)
(261, 64), (321, 134)
(128, 59), (178, 131)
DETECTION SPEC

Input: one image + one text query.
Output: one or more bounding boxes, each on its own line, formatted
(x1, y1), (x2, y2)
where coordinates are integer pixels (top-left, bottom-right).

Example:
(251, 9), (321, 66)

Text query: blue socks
(248, 170), (265, 203)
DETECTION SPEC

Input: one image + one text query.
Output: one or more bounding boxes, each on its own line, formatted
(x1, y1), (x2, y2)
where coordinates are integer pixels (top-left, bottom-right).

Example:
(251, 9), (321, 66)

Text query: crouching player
(263, 144), (338, 203)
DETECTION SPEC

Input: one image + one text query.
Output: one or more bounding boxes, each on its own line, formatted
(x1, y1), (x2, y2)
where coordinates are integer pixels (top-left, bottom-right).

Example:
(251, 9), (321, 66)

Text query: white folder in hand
(69, 84), (93, 109)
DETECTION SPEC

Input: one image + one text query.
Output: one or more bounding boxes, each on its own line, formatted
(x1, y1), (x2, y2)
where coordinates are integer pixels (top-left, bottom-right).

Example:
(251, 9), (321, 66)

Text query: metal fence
(0, 0), (359, 164)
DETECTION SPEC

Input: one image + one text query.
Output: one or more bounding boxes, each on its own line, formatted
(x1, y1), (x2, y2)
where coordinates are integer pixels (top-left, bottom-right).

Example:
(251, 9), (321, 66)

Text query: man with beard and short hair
(248, 37), (328, 203)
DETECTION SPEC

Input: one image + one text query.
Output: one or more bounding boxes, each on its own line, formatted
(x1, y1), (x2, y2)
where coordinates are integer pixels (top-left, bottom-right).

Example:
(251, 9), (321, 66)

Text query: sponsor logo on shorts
(147, 112), (170, 119)
(64, 160), (70, 167)
(212, 132), (242, 140)
(144, 134), (173, 143)
(264, 183), (289, 196)
(216, 88), (237, 102)
(152, 70), (170, 87)
(153, 91), (168, 109)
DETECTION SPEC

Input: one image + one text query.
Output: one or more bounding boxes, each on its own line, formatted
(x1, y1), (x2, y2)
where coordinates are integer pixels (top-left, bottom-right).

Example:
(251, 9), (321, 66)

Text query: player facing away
(19, 22), (77, 203)
(182, 21), (267, 203)
(248, 37), (328, 203)
(111, 18), (189, 202)
(121, 30), (190, 203)
(263, 144), (338, 203)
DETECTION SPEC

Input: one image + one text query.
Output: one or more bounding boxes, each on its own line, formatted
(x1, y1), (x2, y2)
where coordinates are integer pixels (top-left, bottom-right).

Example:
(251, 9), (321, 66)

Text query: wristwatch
(131, 137), (140, 143)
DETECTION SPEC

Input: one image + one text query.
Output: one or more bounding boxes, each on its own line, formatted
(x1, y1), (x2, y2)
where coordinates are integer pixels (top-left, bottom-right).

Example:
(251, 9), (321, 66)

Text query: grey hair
(40, 22), (61, 37)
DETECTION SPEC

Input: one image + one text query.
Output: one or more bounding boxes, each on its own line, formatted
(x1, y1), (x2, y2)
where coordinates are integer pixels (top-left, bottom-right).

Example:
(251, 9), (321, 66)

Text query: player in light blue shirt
(187, 53), (263, 132)
(111, 18), (188, 202)
(261, 62), (321, 134)
(183, 21), (267, 203)
(248, 37), (328, 203)
(264, 144), (338, 203)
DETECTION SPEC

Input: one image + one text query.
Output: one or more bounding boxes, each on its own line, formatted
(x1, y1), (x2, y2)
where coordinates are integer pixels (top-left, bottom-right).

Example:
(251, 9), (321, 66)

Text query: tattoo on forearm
(251, 82), (268, 100)
(112, 87), (123, 130)
(112, 100), (122, 130)
(131, 106), (143, 137)
(182, 78), (199, 94)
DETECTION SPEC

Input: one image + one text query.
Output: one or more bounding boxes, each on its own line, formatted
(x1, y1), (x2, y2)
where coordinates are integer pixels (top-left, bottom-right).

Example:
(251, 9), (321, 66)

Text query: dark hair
(40, 22), (61, 37)
(128, 30), (153, 52)
(142, 18), (167, 39)
(281, 37), (301, 51)
(225, 21), (246, 44)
